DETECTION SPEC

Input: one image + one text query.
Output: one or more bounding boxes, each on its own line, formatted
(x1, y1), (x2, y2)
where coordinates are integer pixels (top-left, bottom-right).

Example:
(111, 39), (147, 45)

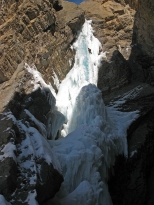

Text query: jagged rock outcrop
(0, 0), (84, 89)
(80, 0), (135, 93)
(0, 62), (64, 204)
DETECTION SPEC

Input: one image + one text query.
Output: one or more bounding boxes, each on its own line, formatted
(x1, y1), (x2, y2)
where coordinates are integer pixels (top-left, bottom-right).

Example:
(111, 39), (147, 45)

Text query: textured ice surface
(49, 20), (139, 205)
(49, 85), (138, 205)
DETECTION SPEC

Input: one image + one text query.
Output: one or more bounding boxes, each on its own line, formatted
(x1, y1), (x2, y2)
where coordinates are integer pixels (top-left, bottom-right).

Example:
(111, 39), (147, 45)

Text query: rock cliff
(0, 0), (85, 204)
(0, 0), (84, 89)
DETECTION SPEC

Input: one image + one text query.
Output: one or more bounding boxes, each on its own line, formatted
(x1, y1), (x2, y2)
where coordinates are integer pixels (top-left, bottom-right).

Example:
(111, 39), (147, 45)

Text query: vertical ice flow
(56, 20), (106, 136)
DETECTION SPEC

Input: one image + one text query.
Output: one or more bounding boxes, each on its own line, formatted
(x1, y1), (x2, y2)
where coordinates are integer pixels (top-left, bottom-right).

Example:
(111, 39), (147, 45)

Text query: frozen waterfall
(56, 19), (106, 136)
(48, 20), (139, 205)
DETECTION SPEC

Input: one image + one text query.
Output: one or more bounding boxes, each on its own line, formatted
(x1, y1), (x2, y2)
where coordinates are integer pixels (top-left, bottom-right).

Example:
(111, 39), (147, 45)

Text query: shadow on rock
(0, 62), (64, 204)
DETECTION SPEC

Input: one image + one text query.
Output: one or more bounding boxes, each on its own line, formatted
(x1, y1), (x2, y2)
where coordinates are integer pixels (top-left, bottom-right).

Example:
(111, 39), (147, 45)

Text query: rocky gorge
(0, 0), (154, 204)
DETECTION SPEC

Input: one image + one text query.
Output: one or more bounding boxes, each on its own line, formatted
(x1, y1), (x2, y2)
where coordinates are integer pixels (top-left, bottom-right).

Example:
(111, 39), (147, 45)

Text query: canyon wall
(0, 0), (84, 89)
(0, 0), (154, 204)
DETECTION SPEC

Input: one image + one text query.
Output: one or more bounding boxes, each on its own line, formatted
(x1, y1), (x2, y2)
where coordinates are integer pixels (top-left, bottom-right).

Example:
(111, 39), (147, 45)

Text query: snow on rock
(0, 142), (16, 162)
(25, 190), (38, 205)
(16, 119), (61, 172)
(24, 63), (56, 100)
(24, 109), (47, 139)
(0, 112), (17, 162)
(0, 63), (64, 204)
(24, 63), (65, 140)
(109, 85), (144, 108)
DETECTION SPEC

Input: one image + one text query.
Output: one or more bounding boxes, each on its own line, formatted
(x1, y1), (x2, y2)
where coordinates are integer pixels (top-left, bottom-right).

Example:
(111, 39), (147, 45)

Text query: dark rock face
(36, 162), (63, 204)
(0, 114), (18, 200)
(97, 50), (130, 93)
(119, 0), (154, 85)
(131, 0), (154, 58)
(109, 113), (154, 205)
(0, 157), (17, 200)
(0, 63), (64, 204)
(107, 84), (154, 205)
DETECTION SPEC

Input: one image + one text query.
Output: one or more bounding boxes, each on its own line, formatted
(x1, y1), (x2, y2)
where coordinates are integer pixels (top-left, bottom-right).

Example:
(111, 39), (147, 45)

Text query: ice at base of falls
(49, 84), (139, 205)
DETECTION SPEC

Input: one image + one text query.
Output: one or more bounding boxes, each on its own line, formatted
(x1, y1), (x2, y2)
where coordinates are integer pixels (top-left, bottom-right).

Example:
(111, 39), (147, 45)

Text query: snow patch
(52, 70), (60, 90)
(0, 195), (11, 205)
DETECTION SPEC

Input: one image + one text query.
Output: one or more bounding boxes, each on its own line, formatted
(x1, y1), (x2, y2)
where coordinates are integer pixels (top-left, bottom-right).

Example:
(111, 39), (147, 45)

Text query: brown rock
(0, 0), (85, 90)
